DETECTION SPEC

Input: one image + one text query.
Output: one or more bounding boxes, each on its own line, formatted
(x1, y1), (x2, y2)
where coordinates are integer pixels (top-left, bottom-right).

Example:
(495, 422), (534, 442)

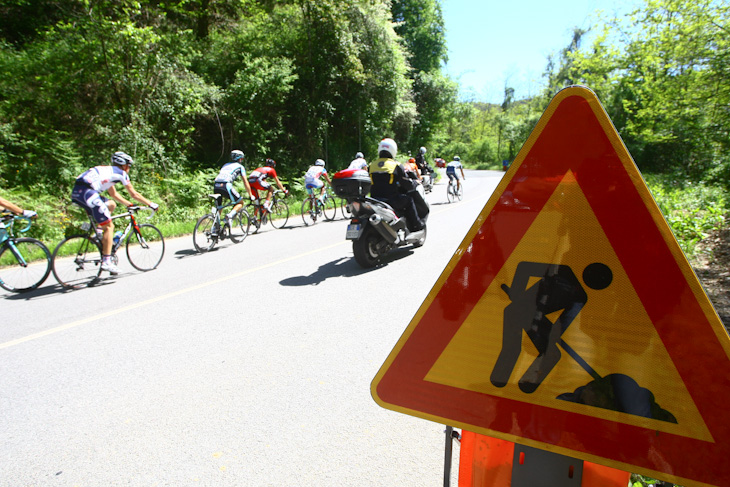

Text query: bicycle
(193, 194), (251, 253)
(0, 212), (52, 293)
(301, 186), (337, 226)
(446, 176), (463, 203)
(339, 197), (352, 219)
(245, 189), (289, 233)
(52, 205), (165, 289)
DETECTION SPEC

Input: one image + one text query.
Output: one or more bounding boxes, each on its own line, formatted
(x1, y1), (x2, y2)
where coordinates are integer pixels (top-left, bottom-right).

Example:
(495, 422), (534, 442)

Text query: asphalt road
(0, 169), (504, 487)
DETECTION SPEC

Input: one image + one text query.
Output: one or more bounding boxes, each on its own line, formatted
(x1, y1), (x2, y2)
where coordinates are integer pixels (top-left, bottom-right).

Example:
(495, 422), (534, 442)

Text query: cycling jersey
(248, 166), (277, 183)
(348, 158), (368, 170)
(304, 165), (327, 185)
(215, 162), (247, 184)
(446, 160), (463, 181)
(446, 160), (463, 171)
(72, 166), (130, 225)
(75, 165), (130, 192)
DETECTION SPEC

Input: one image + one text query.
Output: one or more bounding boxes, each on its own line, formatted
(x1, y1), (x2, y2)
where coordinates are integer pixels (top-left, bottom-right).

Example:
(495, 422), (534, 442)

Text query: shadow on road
(1, 277), (117, 300)
(280, 248), (415, 287)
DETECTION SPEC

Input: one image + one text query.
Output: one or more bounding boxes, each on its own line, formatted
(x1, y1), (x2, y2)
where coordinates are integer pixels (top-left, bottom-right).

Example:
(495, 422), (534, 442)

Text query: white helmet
(315, 159), (325, 167)
(230, 150), (244, 162)
(111, 151), (133, 166)
(355, 152), (364, 159)
(419, 146), (427, 154)
(378, 138), (397, 159)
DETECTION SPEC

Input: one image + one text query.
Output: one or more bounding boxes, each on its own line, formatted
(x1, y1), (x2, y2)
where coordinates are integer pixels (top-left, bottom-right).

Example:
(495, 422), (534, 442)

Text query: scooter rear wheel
(352, 227), (381, 268)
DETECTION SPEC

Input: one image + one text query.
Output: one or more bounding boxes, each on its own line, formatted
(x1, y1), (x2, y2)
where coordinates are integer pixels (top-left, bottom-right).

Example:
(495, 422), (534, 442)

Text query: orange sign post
(371, 86), (730, 487)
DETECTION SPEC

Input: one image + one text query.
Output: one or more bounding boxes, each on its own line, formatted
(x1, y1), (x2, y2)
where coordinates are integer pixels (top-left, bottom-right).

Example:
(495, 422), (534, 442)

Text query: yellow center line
(0, 240), (346, 350)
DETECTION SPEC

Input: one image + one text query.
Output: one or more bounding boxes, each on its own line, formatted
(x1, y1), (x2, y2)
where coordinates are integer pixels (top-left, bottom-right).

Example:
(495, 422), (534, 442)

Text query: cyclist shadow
(1, 278), (116, 299)
(175, 248), (200, 259)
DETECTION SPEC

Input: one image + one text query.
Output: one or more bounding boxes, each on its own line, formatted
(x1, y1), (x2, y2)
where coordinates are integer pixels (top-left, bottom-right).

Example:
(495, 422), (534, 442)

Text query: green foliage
(645, 174), (727, 256)
(565, 0), (730, 183)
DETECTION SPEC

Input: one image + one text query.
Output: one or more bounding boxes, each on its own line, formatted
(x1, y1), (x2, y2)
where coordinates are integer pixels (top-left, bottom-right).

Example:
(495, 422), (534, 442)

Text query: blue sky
(440, 0), (641, 103)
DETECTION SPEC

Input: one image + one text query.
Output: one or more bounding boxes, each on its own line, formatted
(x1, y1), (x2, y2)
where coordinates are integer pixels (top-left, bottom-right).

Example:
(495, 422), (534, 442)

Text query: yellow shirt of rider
(368, 158), (400, 185)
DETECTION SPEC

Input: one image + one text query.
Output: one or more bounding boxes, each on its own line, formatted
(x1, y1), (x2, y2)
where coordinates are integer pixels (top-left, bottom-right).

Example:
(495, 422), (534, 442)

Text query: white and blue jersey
(214, 162), (248, 203)
(76, 165), (130, 192)
(71, 165), (131, 225)
(446, 160), (463, 180)
(304, 165), (327, 192)
(215, 162), (247, 184)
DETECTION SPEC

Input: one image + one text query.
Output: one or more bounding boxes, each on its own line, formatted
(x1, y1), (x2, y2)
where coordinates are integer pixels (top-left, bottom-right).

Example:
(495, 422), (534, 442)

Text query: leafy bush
(645, 174), (727, 257)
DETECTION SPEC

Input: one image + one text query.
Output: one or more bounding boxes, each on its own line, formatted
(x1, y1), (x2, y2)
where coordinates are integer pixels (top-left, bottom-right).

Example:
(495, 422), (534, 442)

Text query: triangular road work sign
(371, 86), (730, 487)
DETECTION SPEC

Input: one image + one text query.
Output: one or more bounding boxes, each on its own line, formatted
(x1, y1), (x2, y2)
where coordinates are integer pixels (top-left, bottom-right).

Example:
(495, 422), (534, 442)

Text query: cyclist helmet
(454, 156), (461, 161)
(314, 159), (325, 167)
(377, 138), (397, 159)
(231, 150), (244, 162)
(265, 158), (276, 167)
(355, 152), (364, 159)
(419, 146), (427, 154)
(408, 157), (416, 164)
(111, 151), (133, 167)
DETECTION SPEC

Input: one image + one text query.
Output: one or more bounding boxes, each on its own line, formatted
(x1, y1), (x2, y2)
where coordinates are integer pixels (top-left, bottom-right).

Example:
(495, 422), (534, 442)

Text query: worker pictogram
(371, 86), (730, 487)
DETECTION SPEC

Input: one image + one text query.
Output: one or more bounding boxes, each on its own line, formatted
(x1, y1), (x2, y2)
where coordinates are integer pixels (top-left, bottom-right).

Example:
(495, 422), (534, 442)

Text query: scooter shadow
(279, 248), (415, 287)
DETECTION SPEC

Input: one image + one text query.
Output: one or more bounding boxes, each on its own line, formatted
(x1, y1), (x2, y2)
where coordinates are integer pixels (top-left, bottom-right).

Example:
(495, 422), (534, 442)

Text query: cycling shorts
(71, 184), (112, 225)
(446, 168), (461, 180)
(305, 179), (324, 194)
(214, 182), (241, 203)
(249, 179), (271, 192)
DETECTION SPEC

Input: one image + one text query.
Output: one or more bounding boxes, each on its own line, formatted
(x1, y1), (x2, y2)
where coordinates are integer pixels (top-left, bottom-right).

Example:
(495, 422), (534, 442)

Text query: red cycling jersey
(248, 166), (279, 194)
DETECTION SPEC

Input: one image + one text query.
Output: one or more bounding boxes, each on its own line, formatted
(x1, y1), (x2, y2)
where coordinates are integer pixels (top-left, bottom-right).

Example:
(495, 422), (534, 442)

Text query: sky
(440, 0), (641, 103)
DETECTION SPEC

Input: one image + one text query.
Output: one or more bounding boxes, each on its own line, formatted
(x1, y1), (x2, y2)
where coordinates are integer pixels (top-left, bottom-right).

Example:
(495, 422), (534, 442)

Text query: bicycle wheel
(126, 224), (165, 271)
(269, 200), (289, 229)
(456, 184), (464, 201)
(245, 203), (262, 234)
(322, 196), (337, 221)
(301, 198), (317, 226)
(446, 181), (455, 203)
(0, 238), (52, 293)
(229, 210), (250, 243)
(193, 214), (218, 252)
(341, 199), (352, 219)
(52, 235), (102, 289)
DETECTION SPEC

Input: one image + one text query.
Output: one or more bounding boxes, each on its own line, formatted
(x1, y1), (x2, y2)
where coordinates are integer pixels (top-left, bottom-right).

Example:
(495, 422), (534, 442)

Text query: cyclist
(304, 159), (331, 201)
(347, 152), (368, 170)
(247, 158), (287, 213)
(71, 151), (159, 275)
(0, 196), (37, 219)
(368, 138), (424, 231)
(405, 157), (422, 180)
(446, 155), (466, 193)
(214, 150), (255, 229)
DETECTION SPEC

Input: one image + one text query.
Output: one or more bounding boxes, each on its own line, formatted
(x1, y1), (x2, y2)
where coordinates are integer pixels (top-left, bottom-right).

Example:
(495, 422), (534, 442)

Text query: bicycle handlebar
(0, 213), (33, 233)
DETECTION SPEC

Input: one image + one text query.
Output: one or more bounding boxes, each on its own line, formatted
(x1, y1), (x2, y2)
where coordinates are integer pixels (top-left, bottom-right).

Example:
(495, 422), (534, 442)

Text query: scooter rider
(368, 138), (424, 232)
(415, 146), (431, 175)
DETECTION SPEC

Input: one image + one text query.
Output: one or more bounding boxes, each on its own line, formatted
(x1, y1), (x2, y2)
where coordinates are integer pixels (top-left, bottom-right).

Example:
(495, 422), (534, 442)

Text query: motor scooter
(332, 169), (429, 268)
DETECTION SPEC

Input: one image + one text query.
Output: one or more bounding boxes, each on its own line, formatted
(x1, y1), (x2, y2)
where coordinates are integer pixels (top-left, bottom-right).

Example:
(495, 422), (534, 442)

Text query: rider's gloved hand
(22, 209), (37, 219)
(149, 202), (159, 211)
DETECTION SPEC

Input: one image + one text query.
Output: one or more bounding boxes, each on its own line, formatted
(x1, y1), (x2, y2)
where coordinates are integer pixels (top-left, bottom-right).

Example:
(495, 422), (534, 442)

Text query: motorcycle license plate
(346, 223), (363, 240)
